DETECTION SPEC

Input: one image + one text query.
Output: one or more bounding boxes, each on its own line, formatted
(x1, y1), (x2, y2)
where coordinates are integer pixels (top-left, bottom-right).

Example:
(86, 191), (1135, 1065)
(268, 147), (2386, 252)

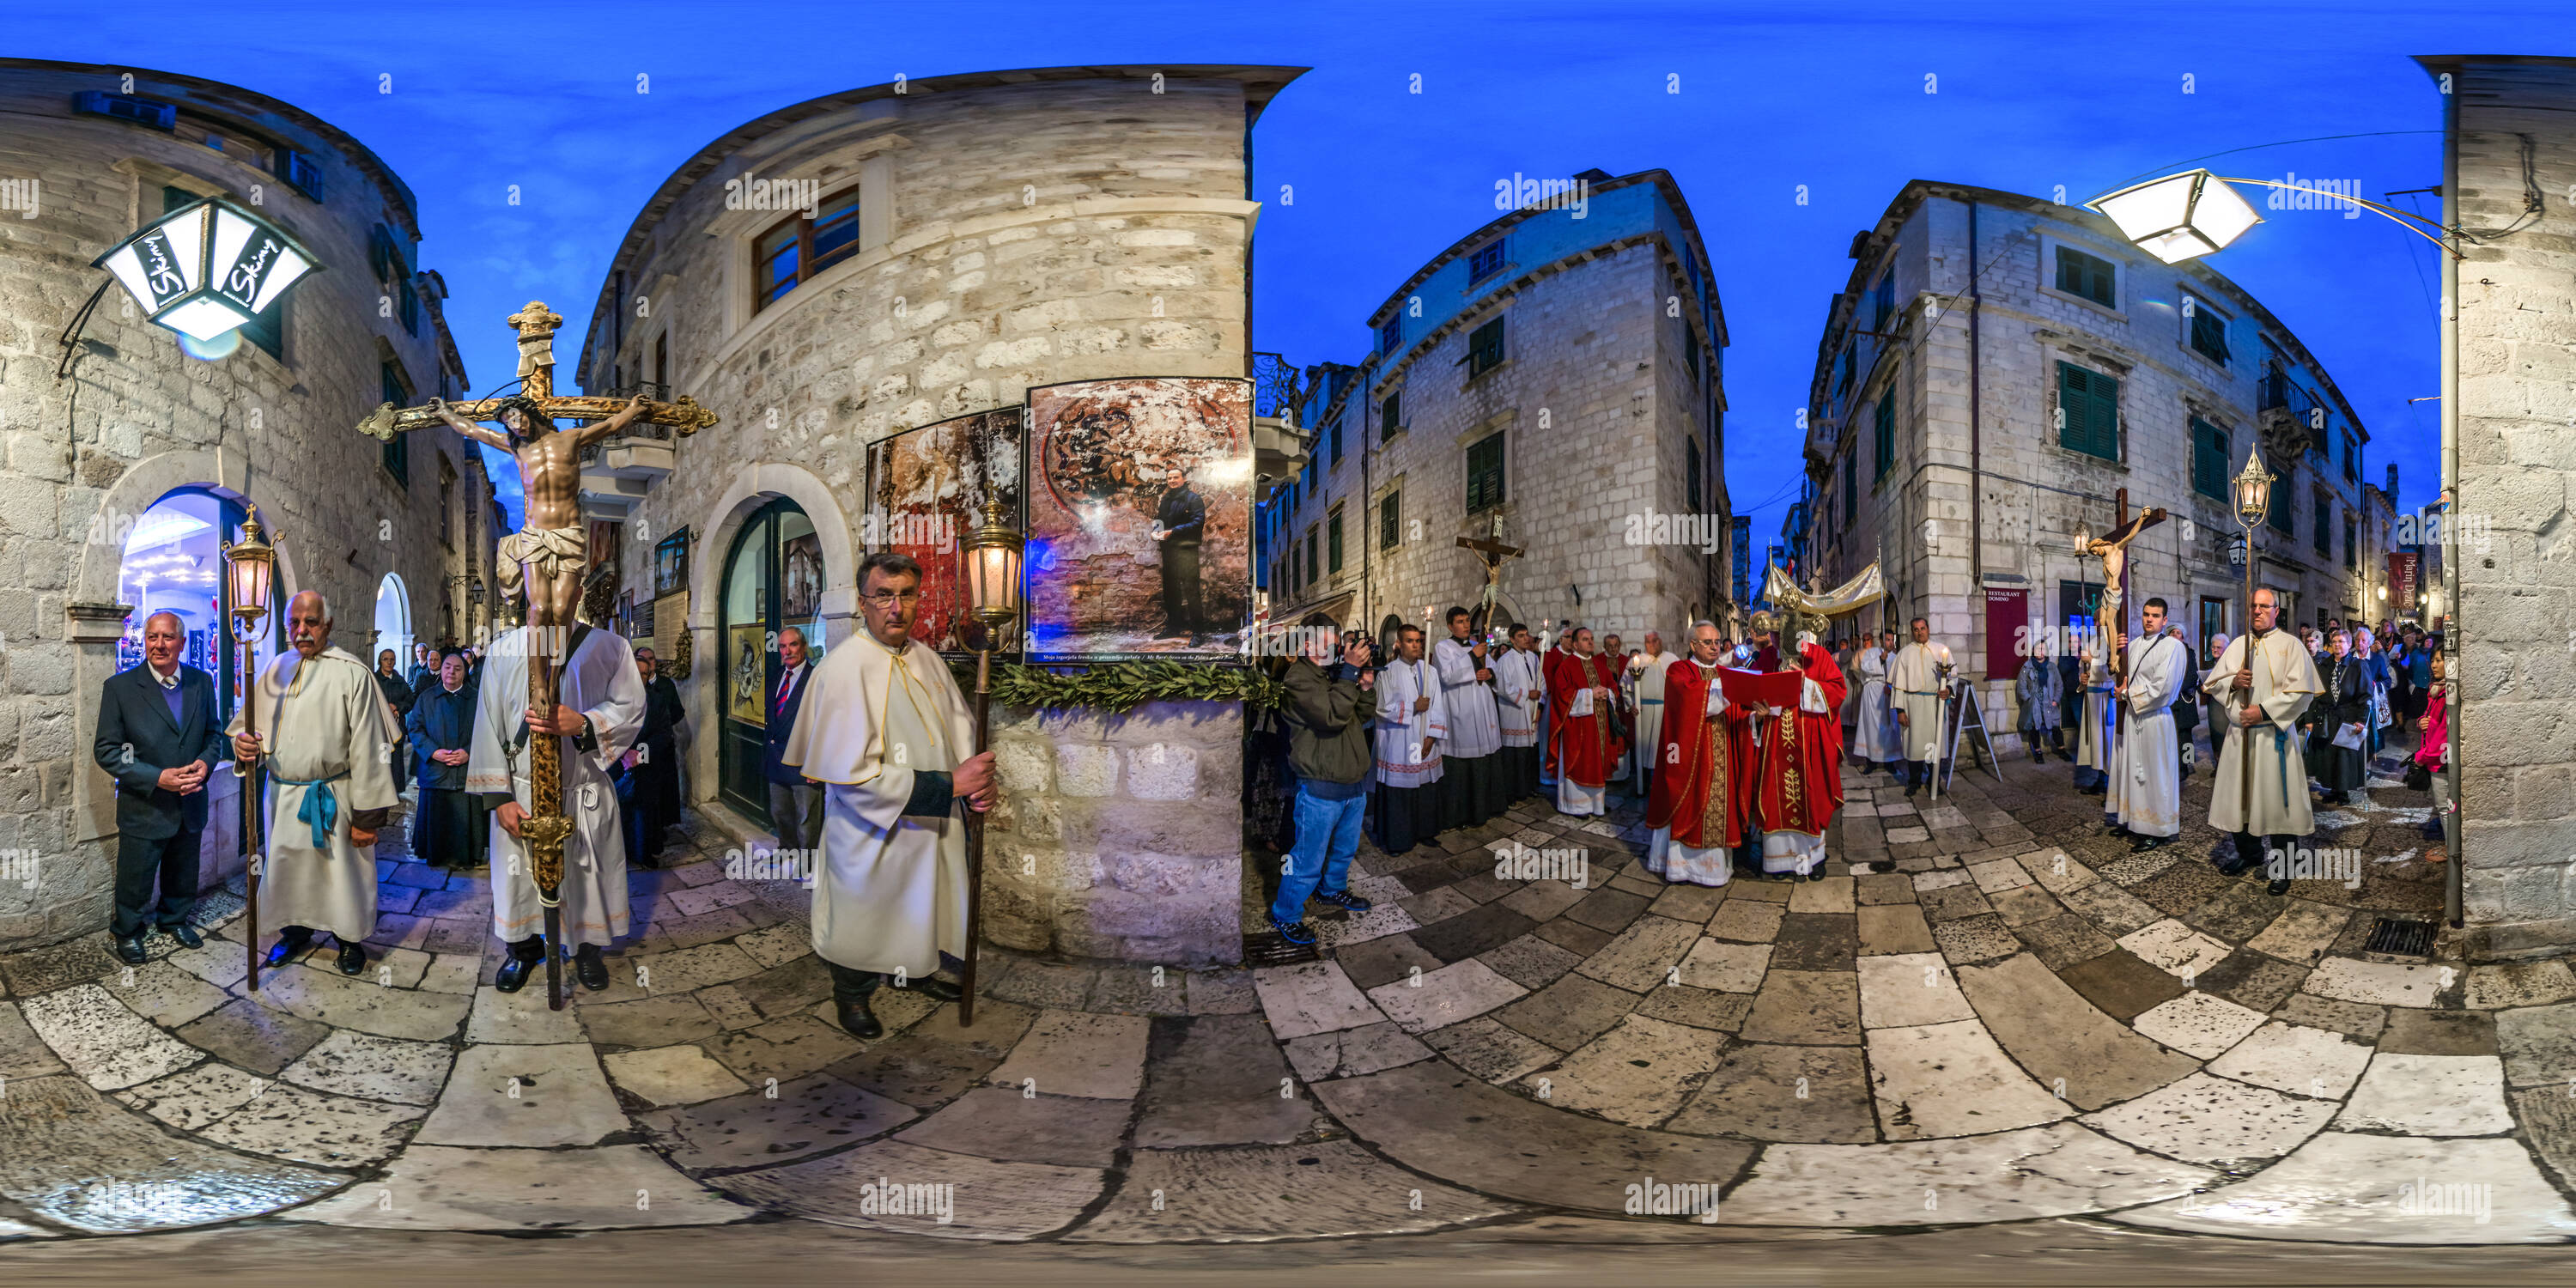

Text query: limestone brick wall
(2434, 56), (2576, 958)
(579, 70), (1285, 965)
(0, 61), (480, 950)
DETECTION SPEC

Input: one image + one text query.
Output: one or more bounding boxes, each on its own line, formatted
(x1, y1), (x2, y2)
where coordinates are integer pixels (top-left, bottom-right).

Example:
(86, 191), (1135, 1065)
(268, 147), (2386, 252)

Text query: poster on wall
(781, 531), (823, 622)
(727, 623), (769, 725)
(1024, 376), (1251, 659)
(653, 528), (690, 599)
(863, 407), (1025, 653)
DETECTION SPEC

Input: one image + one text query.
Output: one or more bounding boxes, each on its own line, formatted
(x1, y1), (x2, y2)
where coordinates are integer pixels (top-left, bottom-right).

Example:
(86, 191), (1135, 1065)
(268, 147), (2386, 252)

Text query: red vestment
(1547, 649), (1626, 789)
(1644, 658), (1757, 848)
(1752, 641), (1848, 838)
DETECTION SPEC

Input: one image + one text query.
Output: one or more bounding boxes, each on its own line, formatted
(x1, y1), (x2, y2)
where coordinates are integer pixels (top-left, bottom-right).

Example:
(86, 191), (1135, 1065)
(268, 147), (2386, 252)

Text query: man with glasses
(783, 552), (993, 1038)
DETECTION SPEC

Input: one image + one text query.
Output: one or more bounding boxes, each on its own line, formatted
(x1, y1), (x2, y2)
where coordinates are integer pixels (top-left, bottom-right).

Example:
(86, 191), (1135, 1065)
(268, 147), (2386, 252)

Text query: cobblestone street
(4, 738), (2569, 1249)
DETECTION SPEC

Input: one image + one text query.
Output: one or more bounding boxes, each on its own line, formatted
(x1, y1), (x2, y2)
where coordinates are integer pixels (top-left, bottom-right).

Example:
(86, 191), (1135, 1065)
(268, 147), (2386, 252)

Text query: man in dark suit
(94, 611), (226, 964)
(764, 626), (823, 854)
(620, 644), (686, 867)
(2166, 623), (2201, 780)
(1151, 465), (1207, 645)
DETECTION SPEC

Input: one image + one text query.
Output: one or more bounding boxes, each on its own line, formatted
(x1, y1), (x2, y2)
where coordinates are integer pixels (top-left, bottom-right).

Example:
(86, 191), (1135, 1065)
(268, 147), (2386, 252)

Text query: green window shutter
(2269, 477), (2293, 534)
(1466, 433), (1505, 511)
(1380, 492), (1400, 550)
(1873, 395), (1895, 478)
(2190, 419), (2230, 499)
(1328, 510), (1345, 574)
(2057, 362), (2119, 461)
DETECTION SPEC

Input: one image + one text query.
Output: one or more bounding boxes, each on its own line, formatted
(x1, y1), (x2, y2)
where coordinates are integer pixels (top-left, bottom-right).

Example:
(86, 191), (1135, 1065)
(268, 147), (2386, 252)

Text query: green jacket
(1282, 658), (1372, 785)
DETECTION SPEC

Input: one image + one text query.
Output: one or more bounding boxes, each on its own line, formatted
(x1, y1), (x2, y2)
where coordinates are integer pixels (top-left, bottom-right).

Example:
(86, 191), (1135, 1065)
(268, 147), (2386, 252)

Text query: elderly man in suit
(765, 626), (825, 854)
(94, 611), (228, 964)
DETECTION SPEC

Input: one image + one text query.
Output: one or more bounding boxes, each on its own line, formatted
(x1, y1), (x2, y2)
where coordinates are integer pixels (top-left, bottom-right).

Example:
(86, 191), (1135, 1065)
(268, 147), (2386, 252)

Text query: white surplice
(1431, 637), (1502, 758)
(2076, 653), (2113, 773)
(1374, 657), (1446, 789)
(2107, 633), (2186, 837)
(228, 647), (399, 944)
(1631, 648), (1669, 793)
(2203, 629), (2322, 837)
(782, 631), (976, 978)
(1495, 647), (1544, 748)
(1887, 641), (1952, 764)
(1851, 646), (1903, 762)
(467, 625), (646, 947)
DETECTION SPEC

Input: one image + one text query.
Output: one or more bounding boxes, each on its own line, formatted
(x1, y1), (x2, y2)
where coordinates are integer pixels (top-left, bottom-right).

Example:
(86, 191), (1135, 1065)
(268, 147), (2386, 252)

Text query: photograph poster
(863, 406), (1025, 652)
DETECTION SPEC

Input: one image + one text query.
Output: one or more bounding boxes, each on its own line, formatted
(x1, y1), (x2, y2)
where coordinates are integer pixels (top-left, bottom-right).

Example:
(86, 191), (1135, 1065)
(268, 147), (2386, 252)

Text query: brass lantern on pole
(221, 504), (277, 989)
(956, 497), (1024, 1026)
(2228, 447), (2276, 831)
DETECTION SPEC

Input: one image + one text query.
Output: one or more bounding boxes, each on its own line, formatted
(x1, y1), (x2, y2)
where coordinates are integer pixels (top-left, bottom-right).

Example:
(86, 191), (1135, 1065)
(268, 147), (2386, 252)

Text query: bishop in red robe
(1644, 622), (1758, 886)
(1548, 627), (1625, 817)
(1753, 633), (1848, 880)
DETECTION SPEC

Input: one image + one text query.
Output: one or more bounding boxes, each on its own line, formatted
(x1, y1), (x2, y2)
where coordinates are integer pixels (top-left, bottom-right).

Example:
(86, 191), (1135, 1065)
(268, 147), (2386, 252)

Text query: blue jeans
(1273, 777), (1367, 924)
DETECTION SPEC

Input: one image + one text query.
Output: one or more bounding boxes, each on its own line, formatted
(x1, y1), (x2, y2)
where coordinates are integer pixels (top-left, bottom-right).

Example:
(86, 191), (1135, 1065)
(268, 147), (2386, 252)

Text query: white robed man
(1372, 624), (1447, 856)
(1850, 628), (1903, 773)
(228, 591), (400, 976)
(2105, 597), (2188, 853)
(2204, 586), (2320, 896)
(781, 551), (994, 1040)
(1493, 623), (1546, 802)
(2074, 638), (2114, 795)
(466, 619), (647, 993)
(1886, 617), (1953, 798)
(1433, 607), (1504, 829)
(1630, 630), (1671, 797)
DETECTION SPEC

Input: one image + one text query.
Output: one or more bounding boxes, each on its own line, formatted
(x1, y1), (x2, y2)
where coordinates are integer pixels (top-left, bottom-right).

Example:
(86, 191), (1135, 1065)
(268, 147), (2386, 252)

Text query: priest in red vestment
(1548, 626), (1625, 817)
(1644, 621), (1758, 886)
(1752, 629), (1849, 881)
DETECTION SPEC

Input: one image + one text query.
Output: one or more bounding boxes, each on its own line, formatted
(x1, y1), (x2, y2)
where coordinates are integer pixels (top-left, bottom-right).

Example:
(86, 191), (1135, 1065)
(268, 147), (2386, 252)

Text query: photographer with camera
(1269, 615), (1379, 946)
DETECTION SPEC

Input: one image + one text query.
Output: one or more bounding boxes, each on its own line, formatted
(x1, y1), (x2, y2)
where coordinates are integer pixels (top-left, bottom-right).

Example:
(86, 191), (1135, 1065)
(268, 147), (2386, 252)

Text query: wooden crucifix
(358, 301), (719, 1008)
(1455, 514), (1522, 640)
(2079, 487), (2167, 721)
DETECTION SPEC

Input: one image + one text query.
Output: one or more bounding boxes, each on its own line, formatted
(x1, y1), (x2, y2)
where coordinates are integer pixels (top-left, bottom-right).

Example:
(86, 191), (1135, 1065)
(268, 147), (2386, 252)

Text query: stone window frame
(1462, 315), (1508, 383)
(750, 184), (865, 314)
(2047, 344), (2132, 470)
(2035, 231), (2130, 322)
(2180, 289), (2234, 370)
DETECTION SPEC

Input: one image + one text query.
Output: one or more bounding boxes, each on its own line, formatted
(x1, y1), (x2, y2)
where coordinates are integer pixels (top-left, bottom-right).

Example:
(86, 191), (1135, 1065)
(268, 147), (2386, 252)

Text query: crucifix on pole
(358, 301), (718, 1007)
(2079, 486), (2168, 736)
(1455, 514), (1522, 640)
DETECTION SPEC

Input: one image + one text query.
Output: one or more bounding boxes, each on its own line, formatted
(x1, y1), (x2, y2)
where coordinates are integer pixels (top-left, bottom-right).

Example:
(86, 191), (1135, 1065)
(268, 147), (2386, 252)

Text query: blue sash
(274, 770), (348, 849)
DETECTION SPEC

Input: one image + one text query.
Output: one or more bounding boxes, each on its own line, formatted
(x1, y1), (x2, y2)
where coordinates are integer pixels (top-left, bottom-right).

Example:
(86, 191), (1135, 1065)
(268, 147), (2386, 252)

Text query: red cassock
(1644, 659), (1758, 848)
(1546, 649), (1626, 789)
(1753, 641), (1849, 838)
(1540, 647), (1569, 779)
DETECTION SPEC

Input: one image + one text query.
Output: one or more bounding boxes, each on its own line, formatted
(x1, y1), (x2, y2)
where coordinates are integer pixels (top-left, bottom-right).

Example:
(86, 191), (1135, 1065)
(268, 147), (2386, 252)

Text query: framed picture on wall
(863, 406), (1026, 654)
(781, 531), (823, 622)
(654, 528), (691, 599)
(1024, 376), (1251, 660)
(726, 623), (769, 725)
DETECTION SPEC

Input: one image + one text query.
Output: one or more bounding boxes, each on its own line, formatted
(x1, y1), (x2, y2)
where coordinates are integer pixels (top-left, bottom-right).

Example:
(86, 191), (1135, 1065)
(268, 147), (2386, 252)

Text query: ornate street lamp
(93, 197), (323, 350)
(221, 505), (277, 989)
(2086, 167), (2470, 264)
(2230, 447), (2275, 819)
(957, 498), (1024, 1027)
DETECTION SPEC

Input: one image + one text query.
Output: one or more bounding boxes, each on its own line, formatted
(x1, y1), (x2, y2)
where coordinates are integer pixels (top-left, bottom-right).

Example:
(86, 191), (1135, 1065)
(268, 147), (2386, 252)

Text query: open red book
(1717, 667), (1805, 708)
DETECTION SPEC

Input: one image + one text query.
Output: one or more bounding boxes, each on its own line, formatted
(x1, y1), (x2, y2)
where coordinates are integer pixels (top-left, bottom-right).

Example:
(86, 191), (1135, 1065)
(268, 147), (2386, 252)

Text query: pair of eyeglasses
(862, 589), (922, 607)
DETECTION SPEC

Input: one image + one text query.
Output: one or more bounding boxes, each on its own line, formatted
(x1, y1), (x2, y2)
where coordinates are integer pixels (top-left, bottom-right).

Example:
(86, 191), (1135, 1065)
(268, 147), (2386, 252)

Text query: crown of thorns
(486, 395), (551, 427)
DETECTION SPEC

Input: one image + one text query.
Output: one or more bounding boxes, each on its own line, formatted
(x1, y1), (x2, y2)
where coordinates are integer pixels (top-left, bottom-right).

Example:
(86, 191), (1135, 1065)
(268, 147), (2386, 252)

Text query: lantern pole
(2233, 449), (2275, 842)
(222, 507), (276, 991)
(960, 499), (1024, 1027)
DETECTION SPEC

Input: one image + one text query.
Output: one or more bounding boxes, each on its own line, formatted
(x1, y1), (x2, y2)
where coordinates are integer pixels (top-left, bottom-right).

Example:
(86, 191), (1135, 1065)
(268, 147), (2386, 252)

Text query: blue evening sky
(18, 0), (2530, 532)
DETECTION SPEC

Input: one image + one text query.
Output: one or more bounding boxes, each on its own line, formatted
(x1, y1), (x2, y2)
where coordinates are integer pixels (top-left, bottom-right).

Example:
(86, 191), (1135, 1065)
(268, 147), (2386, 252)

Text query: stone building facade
(572, 65), (1301, 966)
(1263, 170), (1730, 649)
(0, 59), (486, 951)
(2419, 54), (2576, 958)
(1801, 181), (2379, 741)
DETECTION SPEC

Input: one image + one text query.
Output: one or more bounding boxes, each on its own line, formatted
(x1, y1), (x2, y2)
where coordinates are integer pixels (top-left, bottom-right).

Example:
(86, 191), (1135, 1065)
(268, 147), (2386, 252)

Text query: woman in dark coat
(2306, 628), (2369, 805)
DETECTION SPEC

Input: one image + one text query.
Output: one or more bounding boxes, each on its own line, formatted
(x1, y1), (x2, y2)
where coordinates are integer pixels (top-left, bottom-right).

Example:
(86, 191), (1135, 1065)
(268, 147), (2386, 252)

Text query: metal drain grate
(1242, 931), (1322, 968)
(2363, 917), (2438, 957)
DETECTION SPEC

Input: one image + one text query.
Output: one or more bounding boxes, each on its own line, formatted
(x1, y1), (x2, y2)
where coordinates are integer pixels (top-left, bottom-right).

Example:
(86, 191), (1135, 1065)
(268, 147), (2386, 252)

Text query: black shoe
(336, 940), (367, 976)
(1267, 914), (1317, 946)
(495, 951), (539, 993)
(2267, 878), (2293, 896)
(2130, 835), (2172, 853)
(162, 923), (204, 950)
(1807, 866), (1830, 882)
(574, 944), (610, 992)
(902, 975), (965, 1003)
(835, 996), (884, 1040)
(1313, 889), (1373, 914)
(1904, 782), (1920, 798)
(265, 932), (313, 969)
(115, 934), (149, 965)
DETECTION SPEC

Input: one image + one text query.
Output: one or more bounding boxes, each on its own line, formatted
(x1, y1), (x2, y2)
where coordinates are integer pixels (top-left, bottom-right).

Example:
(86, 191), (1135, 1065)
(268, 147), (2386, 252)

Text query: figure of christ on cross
(2081, 488), (2168, 711)
(426, 392), (656, 631)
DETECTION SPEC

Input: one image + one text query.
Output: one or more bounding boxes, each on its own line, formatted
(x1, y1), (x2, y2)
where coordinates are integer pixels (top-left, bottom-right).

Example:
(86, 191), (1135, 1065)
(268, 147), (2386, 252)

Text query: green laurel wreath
(945, 658), (1284, 713)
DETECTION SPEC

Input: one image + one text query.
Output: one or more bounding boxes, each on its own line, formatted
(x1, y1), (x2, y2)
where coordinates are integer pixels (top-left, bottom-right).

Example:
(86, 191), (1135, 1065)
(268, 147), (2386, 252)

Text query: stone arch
(372, 572), (414, 669)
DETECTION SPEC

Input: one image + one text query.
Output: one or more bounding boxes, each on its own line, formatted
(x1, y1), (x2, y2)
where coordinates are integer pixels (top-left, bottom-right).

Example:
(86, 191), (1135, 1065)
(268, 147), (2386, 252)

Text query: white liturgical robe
(229, 647), (399, 944)
(1374, 658), (1447, 789)
(2202, 629), (2322, 837)
(1887, 641), (1953, 764)
(1851, 646), (1902, 762)
(467, 625), (646, 947)
(1495, 647), (1544, 747)
(1432, 637), (1502, 758)
(2076, 653), (2114, 772)
(782, 630), (977, 978)
(2106, 632), (2186, 837)
(1631, 648), (1669, 793)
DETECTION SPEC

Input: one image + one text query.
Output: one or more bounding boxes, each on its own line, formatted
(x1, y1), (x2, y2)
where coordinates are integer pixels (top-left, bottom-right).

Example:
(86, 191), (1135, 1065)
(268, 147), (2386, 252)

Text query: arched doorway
(717, 496), (828, 825)
(116, 487), (273, 725)
(372, 574), (412, 675)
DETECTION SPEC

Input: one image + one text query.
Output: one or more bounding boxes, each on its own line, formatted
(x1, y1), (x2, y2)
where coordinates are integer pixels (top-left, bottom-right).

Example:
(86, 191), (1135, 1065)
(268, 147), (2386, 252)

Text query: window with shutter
(2314, 492), (2331, 555)
(2056, 361), (2120, 461)
(1468, 240), (1505, 283)
(1380, 491), (1400, 550)
(2054, 246), (2117, 307)
(1466, 317), (1506, 378)
(1841, 452), (1856, 523)
(2268, 477), (2292, 535)
(2188, 298), (2232, 364)
(1686, 437), (1703, 513)
(1380, 392), (1402, 440)
(1873, 395), (1895, 479)
(1466, 433), (1506, 512)
(1328, 508), (1345, 574)
(2191, 419), (2229, 499)
(1872, 272), (1895, 330)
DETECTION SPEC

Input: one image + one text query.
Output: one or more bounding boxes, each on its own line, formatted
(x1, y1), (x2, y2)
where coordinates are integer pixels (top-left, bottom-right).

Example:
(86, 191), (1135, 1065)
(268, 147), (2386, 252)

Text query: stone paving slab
(603, 1044), (753, 1106)
(2079, 1072), (2338, 1169)
(1719, 1122), (2212, 1226)
(0, 1074), (347, 1233)
(1419, 1015), (1559, 1084)
(279, 1030), (454, 1105)
(987, 1009), (1150, 1101)
(2207, 1021), (2376, 1100)
(1667, 1042), (1874, 1144)
(2495, 1001), (2576, 1089)
(900, 1085), (1133, 1167)
(1369, 958), (1527, 1033)
(194, 1083), (424, 1167)
(251, 964), (472, 1042)
(1522, 1012), (1722, 1127)
(1577, 914), (1704, 993)
(1955, 952), (2197, 1111)
(2130, 991), (2269, 1060)
(2304, 957), (2451, 1009)
(1738, 970), (1859, 1046)
(1253, 962), (1382, 1040)
(636, 1071), (915, 1172)
(20, 983), (203, 1090)
(0, 999), (67, 1079)
(1066, 1140), (1519, 1242)
(1856, 952), (1974, 1030)
(2335, 1052), (2514, 1136)
(723, 1138), (1103, 1240)
(1283, 1019), (1435, 1082)
(415, 1042), (626, 1147)
(1313, 1058), (1755, 1213)
(300, 1144), (744, 1230)
(2112, 1132), (2576, 1243)
(117, 1061), (272, 1131)
(1133, 1012), (1312, 1147)
(1866, 1018), (2074, 1139)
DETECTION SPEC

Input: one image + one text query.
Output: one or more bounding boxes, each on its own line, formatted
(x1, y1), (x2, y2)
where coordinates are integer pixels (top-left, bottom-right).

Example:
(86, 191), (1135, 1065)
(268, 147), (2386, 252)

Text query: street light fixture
(957, 497), (1025, 1027)
(88, 196), (323, 348)
(221, 504), (277, 991)
(2087, 167), (2470, 263)
(2229, 447), (2275, 830)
